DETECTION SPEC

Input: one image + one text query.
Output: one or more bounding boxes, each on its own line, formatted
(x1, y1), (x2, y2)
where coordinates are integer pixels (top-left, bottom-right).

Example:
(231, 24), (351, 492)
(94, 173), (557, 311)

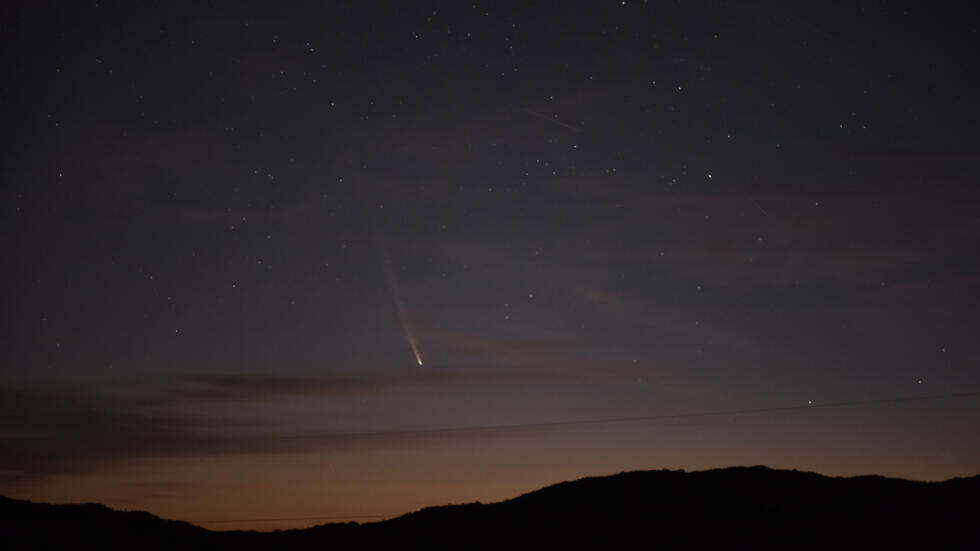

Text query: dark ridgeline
(3, 466), (978, 550)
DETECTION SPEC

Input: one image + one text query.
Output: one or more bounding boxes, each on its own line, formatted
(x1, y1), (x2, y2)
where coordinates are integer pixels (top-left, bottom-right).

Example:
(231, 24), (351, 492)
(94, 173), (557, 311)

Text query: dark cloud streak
(0, 383), (550, 485)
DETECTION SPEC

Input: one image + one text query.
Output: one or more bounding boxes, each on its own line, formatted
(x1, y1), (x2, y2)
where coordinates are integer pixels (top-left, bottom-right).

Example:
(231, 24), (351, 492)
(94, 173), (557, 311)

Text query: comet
(376, 229), (423, 367)
(526, 109), (582, 132)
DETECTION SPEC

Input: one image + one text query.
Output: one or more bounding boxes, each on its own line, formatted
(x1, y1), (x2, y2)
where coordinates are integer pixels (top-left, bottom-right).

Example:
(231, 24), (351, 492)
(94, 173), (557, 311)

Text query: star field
(1, 1), (978, 530)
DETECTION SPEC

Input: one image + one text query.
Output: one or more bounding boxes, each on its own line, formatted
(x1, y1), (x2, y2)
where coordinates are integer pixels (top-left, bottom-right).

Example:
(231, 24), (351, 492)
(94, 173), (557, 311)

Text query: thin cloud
(0, 384), (550, 486)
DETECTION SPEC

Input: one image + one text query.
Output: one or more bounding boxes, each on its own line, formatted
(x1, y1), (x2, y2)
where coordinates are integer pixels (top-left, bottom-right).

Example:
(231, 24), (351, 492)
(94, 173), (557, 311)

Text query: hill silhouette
(3, 466), (978, 549)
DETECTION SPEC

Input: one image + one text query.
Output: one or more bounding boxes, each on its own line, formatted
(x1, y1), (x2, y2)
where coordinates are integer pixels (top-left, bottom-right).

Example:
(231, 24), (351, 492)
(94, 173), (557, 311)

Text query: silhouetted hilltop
(4, 466), (978, 550)
(0, 494), (210, 549)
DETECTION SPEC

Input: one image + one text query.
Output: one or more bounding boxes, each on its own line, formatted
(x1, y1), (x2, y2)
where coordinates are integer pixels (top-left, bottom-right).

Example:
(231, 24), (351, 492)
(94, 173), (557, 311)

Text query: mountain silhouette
(3, 466), (978, 550)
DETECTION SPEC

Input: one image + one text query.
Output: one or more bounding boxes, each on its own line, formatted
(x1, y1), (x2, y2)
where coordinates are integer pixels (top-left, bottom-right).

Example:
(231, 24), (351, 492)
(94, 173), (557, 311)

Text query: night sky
(2, 1), (979, 530)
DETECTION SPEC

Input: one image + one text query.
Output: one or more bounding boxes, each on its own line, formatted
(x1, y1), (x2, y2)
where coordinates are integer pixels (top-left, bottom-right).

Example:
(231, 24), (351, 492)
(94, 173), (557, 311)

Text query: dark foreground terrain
(3, 466), (978, 550)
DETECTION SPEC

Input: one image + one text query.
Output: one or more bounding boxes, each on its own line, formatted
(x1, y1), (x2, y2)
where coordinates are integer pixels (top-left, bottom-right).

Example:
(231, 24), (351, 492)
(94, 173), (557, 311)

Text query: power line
(195, 513), (396, 525)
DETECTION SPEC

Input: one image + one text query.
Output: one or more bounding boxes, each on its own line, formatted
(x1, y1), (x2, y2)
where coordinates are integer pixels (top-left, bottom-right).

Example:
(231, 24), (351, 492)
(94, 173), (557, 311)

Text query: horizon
(3, 1), (979, 533)
(7, 464), (979, 532)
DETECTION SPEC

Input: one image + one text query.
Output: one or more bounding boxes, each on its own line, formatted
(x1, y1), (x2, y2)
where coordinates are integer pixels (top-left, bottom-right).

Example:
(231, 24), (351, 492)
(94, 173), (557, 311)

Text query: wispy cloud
(0, 382), (552, 486)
